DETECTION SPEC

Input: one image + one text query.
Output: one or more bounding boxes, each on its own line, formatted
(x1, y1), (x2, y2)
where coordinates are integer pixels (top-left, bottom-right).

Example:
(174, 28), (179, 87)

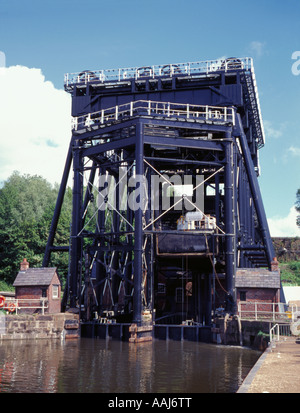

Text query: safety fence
(238, 301), (297, 322)
(72, 99), (235, 131)
(0, 296), (48, 315)
(64, 57), (253, 87)
(269, 323), (291, 345)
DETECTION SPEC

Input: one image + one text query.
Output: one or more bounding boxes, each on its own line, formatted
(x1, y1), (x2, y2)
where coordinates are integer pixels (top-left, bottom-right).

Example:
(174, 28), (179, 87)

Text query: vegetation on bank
(0, 171), (72, 288)
(279, 261), (300, 286)
(0, 280), (14, 292)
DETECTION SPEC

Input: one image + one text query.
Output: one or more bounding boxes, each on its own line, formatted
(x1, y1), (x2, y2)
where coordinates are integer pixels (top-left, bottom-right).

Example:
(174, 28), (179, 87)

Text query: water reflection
(0, 338), (260, 393)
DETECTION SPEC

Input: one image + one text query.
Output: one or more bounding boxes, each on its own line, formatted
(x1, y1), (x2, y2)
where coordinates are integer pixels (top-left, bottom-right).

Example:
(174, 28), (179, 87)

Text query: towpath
(237, 336), (300, 393)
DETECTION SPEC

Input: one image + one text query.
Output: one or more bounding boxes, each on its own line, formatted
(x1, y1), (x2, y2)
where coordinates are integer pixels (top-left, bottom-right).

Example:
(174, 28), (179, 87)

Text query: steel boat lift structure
(43, 57), (275, 340)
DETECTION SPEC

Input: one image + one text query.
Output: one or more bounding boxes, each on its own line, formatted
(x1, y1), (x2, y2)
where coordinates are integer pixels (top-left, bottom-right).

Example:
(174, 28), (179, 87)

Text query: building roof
(13, 267), (59, 287)
(235, 268), (281, 289)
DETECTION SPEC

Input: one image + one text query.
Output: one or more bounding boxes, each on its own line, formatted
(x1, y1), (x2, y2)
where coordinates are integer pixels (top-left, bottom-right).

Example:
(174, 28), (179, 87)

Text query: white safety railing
(269, 323), (291, 346)
(238, 301), (297, 322)
(242, 68), (265, 147)
(64, 57), (253, 88)
(71, 100), (235, 131)
(3, 297), (48, 315)
(269, 323), (280, 344)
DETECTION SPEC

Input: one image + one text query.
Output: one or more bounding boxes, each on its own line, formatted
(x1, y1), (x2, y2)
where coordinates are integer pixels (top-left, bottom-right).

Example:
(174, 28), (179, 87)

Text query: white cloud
(264, 120), (284, 140)
(268, 206), (300, 237)
(248, 41), (266, 58)
(0, 65), (71, 186)
(288, 146), (300, 157)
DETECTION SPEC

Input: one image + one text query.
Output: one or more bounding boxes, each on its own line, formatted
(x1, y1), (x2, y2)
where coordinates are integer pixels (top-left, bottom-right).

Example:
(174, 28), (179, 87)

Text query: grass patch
(280, 260), (300, 286)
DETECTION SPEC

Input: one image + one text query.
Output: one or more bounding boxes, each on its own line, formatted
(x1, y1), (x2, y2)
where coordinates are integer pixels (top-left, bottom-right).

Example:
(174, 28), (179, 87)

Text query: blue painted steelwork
(43, 57), (275, 329)
(234, 114), (275, 265)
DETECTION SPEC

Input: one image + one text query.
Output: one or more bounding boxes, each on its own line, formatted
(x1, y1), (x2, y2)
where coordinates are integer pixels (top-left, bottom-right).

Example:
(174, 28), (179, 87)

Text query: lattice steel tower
(43, 57), (275, 340)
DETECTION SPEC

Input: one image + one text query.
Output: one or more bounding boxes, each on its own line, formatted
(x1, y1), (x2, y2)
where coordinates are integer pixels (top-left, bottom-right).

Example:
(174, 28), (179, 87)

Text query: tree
(0, 171), (72, 285)
(296, 188), (300, 228)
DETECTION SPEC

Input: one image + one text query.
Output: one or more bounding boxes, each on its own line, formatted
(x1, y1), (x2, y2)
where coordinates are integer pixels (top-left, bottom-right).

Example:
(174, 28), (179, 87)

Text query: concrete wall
(240, 320), (271, 349)
(281, 286), (300, 305)
(0, 313), (79, 340)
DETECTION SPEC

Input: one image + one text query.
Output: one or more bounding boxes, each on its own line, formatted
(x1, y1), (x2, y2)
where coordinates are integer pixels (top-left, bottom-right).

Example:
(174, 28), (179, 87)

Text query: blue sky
(0, 0), (300, 236)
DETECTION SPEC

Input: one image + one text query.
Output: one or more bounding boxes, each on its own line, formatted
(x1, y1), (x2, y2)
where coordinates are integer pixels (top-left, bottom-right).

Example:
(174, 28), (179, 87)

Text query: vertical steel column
(96, 166), (107, 314)
(133, 122), (144, 324)
(241, 164), (249, 267)
(215, 171), (220, 227)
(70, 147), (83, 308)
(112, 166), (120, 309)
(125, 160), (134, 313)
(238, 157), (244, 267)
(145, 166), (153, 311)
(204, 273), (212, 326)
(224, 134), (236, 309)
(235, 115), (275, 267)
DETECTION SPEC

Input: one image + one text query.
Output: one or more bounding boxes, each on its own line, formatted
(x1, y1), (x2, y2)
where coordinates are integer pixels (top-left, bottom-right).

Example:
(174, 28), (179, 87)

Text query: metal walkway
(72, 100), (235, 133)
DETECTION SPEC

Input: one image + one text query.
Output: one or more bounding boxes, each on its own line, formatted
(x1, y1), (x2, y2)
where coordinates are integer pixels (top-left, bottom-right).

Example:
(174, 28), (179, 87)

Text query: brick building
(13, 258), (61, 314)
(235, 260), (281, 317)
(236, 268), (281, 303)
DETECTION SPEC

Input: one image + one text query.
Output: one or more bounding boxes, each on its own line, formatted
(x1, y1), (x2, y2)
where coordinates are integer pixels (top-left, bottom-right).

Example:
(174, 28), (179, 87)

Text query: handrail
(269, 323), (279, 344)
(238, 301), (297, 322)
(71, 100), (235, 132)
(240, 69), (265, 148)
(64, 57), (253, 88)
(4, 297), (49, 315)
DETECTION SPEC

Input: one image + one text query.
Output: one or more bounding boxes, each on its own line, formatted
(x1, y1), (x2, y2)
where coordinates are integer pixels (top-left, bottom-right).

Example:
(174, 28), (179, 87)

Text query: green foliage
(280, 260), (300, 286)
(0, 171), (72, 286)
(257, 330), (269, 339)
(0, 280), (14, 292)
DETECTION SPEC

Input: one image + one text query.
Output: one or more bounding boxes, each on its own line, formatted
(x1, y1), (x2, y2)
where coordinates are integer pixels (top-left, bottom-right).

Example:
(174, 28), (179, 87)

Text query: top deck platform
(64, 57), (252, 89)
(64, 57), (265, 149)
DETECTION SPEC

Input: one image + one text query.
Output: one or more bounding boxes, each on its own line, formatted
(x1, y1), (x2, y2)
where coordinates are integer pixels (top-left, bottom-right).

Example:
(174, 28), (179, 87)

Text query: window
(240, 291), (247, 301)
(175, 287), (184, 303)
(52, 285), (59, 299)
(42, 288), (47, 298)
(157, 283), (166, 294)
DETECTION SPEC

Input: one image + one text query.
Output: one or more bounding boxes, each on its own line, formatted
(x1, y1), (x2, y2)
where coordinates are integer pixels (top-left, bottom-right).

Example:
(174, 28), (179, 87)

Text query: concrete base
(80, 321), (213, 343)
(213, 315), (243, 346)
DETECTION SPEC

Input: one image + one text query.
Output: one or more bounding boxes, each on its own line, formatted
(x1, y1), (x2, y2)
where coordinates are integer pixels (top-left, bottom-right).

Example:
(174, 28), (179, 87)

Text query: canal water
(0, 337), (261, 393)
